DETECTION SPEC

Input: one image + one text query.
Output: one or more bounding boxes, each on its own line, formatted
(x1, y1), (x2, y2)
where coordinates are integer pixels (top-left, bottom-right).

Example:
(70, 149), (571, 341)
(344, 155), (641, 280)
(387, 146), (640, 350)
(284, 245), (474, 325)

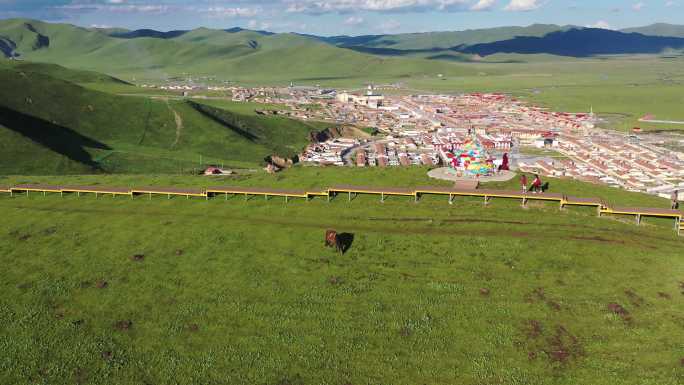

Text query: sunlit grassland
(0, 167), (682, 385)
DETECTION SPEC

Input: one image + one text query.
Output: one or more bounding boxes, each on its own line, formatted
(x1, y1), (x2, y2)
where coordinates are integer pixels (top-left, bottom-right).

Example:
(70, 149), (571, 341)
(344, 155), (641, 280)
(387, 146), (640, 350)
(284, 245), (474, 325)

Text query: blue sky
(0, 1), (682, 35)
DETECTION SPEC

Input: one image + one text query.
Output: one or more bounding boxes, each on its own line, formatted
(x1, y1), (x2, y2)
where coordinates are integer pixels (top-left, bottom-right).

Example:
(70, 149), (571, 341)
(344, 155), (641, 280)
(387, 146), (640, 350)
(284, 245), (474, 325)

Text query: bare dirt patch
(521, 322), (584, 364)
(42, 227), (57, 236)
(525, 287), (546, 302)
(114, 320), (133, 331)
(96, 280), (108, 289)
(546, 300), (562, 311)
(74, 367), (87, 385)
(544, 325), (584, 364)
(525, 287), (562, 311)
(624, 289), (644, 307)
(479, 288), (490, 296)
(101, 351), (113, 361)
(526, 320), (543, 339)
(175, 249), (184, 256)
(569, 235), (625, 245)
(607, 303), (632, 322)
(131, 254), (145, 262)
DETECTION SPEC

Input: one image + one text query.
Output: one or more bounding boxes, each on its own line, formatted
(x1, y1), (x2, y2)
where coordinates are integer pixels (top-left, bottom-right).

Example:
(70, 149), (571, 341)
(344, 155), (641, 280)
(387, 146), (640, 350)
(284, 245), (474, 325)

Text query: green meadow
(0, 167), (682, 385)
(2, 18), (684, 385)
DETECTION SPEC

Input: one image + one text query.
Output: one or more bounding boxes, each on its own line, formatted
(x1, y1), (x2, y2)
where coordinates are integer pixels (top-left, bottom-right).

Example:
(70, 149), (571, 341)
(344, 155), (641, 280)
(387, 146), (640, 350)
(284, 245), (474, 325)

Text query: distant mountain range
(1, 19), (684, 81)
(621, 23), (684, 38)
(304, 24), (576, 50)
(461, 28), (684, 57)
(309, 23), (684, 58)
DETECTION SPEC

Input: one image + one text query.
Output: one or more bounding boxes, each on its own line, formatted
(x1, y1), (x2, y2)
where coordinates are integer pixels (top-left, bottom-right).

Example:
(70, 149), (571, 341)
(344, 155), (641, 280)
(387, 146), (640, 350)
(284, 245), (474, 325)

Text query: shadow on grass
(337, 232), (354, 254)
(0, 105), (110, 169)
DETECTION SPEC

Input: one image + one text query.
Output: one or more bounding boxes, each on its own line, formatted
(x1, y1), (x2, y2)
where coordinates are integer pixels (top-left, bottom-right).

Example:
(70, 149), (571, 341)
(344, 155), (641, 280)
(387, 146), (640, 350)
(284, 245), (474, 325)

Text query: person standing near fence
(531, 174), (542, 194)
(672, 190), (680, 210)
(521, 174), (528, 194)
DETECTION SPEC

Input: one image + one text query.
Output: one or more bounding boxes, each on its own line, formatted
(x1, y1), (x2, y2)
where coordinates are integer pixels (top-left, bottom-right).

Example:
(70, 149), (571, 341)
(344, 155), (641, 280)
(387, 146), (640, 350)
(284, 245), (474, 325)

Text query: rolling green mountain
(307, 24), (571, 50)
(621, 23), (684, 38)
(0, 62), (328, 174)
(0, 18), (477, 82)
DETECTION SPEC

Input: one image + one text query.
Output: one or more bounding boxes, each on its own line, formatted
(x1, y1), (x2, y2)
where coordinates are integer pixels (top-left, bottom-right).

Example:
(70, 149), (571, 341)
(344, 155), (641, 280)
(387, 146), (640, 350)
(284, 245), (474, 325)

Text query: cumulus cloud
(200, 6), (260, 19)
(343, 16), (365, 25)
(503, 0), (541, 11)
(470, 0), (496, 10)
(586, 20), (614, 30)
(50, 1), (261, 18)
(285, 0), (474, 14)
(632, 2), (645, 11)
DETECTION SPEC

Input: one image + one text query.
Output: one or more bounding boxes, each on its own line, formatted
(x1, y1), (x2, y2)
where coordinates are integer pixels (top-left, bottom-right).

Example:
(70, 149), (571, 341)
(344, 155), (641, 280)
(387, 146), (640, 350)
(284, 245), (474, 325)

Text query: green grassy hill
(0, 18), (478, 83)
(0, 167), (681, 385)
(0, 63), (328, 174)
(312, 24), (569, 50)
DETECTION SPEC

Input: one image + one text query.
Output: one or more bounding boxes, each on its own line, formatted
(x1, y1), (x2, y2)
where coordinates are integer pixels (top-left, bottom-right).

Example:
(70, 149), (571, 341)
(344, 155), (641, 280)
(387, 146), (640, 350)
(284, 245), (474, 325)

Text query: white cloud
(586, 20), (614, 30)
(470, 0), (496, 10)
(56, 3), (171, 14)
(54, 2), (261, 18)
(378, 19), (402, 32)
(343, 16), (365, 26)
(665, 1), (677, 6)
(632, 2), (645, 11)
(286, 0), (473, 14)
(504, 0), (541, 11)
(201, 6), (260, 19)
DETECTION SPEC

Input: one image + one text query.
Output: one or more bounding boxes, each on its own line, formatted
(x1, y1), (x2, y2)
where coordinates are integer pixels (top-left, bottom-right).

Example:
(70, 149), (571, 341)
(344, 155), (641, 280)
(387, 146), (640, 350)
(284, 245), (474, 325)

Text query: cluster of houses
(355, 141), (439, 168)
(520, 130), (684, 199)
(299, 138), (360, 166)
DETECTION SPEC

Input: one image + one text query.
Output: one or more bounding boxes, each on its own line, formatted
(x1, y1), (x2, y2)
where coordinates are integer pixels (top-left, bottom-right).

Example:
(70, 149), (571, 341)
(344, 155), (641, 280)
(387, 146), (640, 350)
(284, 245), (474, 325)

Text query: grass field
(0, 167), (682, 385)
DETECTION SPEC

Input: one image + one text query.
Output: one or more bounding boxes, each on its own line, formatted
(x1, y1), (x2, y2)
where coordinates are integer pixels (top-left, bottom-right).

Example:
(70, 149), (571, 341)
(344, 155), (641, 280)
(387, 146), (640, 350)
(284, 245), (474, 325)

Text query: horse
(325, 230), (354, 254)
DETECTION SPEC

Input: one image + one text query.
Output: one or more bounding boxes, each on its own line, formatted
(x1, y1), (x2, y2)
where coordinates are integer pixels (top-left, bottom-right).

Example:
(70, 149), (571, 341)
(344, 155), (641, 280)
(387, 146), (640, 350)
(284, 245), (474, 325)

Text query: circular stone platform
(428, 167), (516, 183)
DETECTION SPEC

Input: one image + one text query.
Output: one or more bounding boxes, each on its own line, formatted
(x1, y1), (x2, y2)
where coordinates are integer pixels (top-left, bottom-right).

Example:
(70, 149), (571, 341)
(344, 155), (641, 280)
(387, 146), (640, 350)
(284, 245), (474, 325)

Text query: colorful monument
(447, 135), (496, 177)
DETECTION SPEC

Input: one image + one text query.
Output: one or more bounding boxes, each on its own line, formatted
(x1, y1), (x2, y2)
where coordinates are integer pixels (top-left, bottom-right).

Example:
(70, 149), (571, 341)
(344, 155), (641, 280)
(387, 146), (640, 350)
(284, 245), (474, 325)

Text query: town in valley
(166, 82), (684, 200)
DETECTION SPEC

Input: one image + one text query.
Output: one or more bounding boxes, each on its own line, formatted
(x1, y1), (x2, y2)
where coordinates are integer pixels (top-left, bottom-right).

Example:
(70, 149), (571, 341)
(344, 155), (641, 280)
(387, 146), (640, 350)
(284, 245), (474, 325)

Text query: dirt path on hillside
(166, 100), (183, 149)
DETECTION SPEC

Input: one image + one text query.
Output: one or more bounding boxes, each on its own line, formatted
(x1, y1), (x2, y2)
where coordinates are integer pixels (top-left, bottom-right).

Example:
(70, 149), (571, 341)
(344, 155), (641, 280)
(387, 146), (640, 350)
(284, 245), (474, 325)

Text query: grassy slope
(0, 64), (329, 174)
(320, 24), (568, 50)
(0, 167), (681, 385)
(0, 19), (478, 83)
